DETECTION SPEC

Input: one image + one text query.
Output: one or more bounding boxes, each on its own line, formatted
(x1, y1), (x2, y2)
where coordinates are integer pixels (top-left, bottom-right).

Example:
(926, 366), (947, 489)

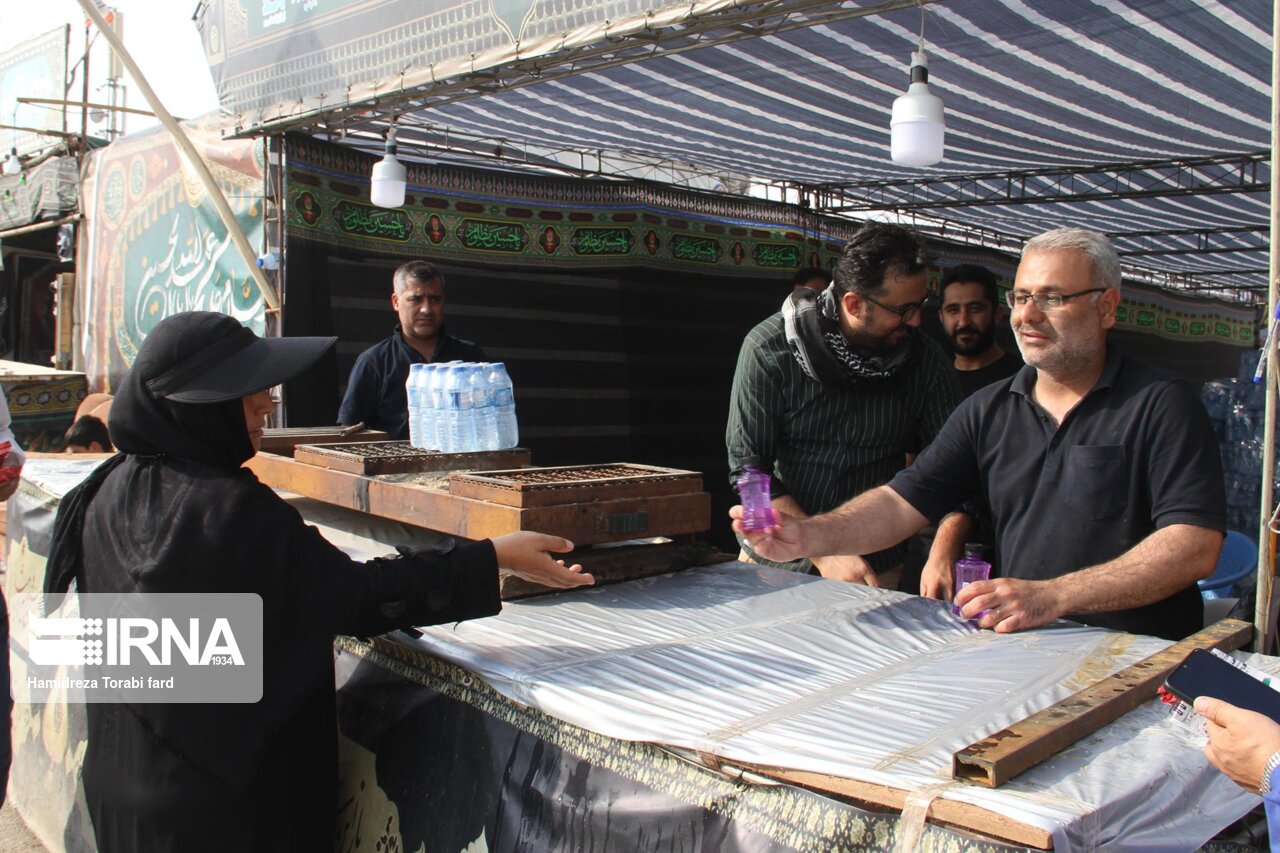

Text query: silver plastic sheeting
(408, 564), (1266, 851)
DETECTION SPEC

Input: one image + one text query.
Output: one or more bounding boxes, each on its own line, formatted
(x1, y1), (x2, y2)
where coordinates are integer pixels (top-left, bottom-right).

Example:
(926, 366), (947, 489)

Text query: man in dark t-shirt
(734, 228), (1225, 641)
(938, 264), (1022, 398)
(338, 261), (485, 439)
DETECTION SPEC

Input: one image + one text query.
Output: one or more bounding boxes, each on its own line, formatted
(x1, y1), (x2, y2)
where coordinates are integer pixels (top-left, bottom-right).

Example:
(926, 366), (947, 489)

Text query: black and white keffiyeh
(782, 284), (915, 387)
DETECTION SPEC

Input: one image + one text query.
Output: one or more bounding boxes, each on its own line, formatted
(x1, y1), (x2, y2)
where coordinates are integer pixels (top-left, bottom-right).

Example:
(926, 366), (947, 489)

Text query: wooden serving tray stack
(248, 446), (711, 546)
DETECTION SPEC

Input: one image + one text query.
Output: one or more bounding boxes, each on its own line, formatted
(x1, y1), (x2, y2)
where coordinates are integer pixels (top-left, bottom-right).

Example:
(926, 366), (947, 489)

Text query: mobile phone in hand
(1164, 648), (1280, 726)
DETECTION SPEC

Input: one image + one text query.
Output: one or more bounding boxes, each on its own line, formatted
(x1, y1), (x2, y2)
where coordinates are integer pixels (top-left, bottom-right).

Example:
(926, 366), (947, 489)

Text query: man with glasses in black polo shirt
(727, 222), (966, 590)
(734, 227), (1225, 640)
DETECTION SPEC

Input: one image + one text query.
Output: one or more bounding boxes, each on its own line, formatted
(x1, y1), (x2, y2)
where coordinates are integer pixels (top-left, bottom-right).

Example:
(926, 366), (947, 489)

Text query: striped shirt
(726, 313), (962, 570)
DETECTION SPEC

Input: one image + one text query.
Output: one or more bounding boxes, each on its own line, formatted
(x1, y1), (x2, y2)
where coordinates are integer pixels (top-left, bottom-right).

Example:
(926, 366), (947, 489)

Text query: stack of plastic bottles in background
(1201, 349), (1267, 538)
(405, 362), (519, 452)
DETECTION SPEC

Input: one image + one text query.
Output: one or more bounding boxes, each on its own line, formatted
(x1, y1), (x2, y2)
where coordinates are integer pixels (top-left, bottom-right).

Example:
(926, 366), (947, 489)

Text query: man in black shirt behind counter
(938, 263), (1022, 397)
(338, 260), (486, 439)
(734, 227), (1225, 641)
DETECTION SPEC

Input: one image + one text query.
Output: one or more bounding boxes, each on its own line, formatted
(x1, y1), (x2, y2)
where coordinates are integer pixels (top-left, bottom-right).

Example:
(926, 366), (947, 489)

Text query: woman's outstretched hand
(492, 532), (595, 589)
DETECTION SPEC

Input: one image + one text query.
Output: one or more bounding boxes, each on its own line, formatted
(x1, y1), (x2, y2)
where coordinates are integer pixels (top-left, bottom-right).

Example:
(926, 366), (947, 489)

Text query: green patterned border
(285, 137), (1255, 344)
(341, 636), (1021, 853)
(286, 138), (843, 278)
(1115, 297), (1254, 346)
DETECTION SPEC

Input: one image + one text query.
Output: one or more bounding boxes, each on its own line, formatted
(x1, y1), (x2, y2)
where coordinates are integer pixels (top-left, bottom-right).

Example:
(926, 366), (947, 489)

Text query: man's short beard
(949, 324), (996, 357)
(846, 325), (913, 358)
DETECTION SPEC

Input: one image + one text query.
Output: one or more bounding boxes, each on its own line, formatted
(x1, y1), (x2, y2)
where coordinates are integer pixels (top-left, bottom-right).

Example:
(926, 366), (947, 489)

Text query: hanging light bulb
(370, 128), (407, 208)
(1, 149), (21, 177)
(890, 49), (945, 167)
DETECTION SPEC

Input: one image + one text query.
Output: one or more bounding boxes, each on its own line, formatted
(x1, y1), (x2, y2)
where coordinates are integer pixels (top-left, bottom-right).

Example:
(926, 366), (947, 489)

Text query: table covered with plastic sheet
(2, 458), (1267, 852)
(396, 563), (1268, 852)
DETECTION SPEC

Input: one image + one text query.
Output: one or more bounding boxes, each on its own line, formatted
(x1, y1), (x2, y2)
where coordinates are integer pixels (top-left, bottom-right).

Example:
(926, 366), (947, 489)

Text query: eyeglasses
(1005, 288), (1107, 312)
(862, 292), (923, 322)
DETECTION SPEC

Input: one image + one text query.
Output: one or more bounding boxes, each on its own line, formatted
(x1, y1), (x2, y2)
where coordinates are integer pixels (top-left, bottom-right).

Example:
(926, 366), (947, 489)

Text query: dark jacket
(338, 327), (486, 439)
(75, 456), (499, 851)
(45, 312), (502, 851)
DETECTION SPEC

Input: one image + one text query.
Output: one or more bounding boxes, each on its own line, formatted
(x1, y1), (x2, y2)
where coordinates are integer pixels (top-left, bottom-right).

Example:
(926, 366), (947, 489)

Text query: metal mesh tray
(448, 463), (702, 507)
(292, 441), (531, 475)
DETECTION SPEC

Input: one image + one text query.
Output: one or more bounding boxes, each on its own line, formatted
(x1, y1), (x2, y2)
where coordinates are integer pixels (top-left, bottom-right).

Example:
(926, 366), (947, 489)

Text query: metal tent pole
(73, 0), (279, 313)
(1255, 0), (1279, 653)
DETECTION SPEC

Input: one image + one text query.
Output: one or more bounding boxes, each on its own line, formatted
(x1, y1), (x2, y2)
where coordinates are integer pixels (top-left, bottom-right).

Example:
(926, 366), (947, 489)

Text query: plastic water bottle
(436, 366), (456, 452)
(735, 456), (777, 532)
(428, 363), (455, 451)
(443, 365), (478, 452)
(429, 361), (465, 451)
(488, 363), (518, 449)
(406, 363), (424, 448)
(470, 364), (499, 451)
(419, 364), (440, 450)
(416, 363), (434, 448)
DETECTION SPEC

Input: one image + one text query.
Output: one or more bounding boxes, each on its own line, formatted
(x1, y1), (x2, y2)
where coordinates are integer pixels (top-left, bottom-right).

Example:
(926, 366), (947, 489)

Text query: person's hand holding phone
(1196, 696), (1280, 794)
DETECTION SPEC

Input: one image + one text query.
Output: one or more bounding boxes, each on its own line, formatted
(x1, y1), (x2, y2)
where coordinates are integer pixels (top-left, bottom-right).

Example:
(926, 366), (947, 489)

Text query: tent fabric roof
(210, 0), (1272, 296)
(419, 3), (1268, 178)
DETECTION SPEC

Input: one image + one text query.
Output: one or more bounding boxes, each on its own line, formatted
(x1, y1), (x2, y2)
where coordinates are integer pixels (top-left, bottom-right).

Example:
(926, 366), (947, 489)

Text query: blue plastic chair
(1199, 530), (1258, 600)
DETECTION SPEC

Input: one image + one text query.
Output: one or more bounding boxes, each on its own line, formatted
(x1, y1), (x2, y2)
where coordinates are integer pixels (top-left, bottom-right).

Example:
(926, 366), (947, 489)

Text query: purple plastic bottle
(736, 456), (778, 532)
(952, 542), (992, 618)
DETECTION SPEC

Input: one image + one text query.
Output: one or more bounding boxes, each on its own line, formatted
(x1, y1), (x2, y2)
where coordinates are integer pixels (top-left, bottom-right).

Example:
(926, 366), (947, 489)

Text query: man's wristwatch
(1259, 750), (1280, 795)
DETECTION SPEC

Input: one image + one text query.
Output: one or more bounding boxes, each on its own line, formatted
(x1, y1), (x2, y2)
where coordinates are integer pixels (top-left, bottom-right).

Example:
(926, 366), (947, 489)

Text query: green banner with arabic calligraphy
(334, 201), (414, 243)
(1114, 296), (1254, 346)
(571, 228), (633, 256)
(283, 137), (841, 278)
(80, 117), (266, 392)
(456, 219), (528, 253)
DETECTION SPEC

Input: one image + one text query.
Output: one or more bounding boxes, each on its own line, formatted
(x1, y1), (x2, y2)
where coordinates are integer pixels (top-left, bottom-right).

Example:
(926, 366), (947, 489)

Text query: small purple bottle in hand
(952, 542), (992, 618)
(736, 456), (778, 532)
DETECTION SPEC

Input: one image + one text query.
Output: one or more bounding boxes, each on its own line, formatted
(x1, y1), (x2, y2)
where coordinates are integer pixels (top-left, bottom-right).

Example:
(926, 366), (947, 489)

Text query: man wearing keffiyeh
(726, 221), (968, 592)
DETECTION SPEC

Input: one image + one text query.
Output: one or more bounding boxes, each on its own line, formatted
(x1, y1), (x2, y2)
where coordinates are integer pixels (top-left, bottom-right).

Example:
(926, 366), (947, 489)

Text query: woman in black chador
(44, 311), (592, 851)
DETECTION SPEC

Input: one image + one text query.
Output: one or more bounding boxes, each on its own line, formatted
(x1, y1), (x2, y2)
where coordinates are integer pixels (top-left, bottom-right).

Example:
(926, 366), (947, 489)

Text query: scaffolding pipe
(73, 0), (279, 312)
(1255, 0), (1279, 653)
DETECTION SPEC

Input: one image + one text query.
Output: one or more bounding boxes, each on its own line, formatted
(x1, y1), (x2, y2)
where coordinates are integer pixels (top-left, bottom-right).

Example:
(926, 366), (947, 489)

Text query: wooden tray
(294, 441), (531, 475)
(448, 463), (703, 507)
(260, 427), (389, 456)
(247, 452), (710, 545)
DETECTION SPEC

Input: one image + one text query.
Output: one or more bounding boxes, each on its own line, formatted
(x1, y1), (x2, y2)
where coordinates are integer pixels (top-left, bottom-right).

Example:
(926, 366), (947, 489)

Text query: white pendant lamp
(370, 129), (407, 208)
(1, 149), (20, 177)
(890, 49), (945, 167)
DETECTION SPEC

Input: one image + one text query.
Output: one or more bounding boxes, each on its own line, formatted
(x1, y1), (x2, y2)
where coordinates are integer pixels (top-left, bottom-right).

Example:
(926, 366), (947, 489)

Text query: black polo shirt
(889, 345), (1225, 640)
(337, 326), (486, 439)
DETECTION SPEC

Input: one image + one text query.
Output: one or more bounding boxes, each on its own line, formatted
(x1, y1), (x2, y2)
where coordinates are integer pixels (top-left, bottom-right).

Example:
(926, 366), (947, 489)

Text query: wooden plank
(259, 427), (388, 456)
(449, 463), (703, 507)
(730, 761), (1055, 849)
(294, 441), (530, 475)
(952, 618), (1253, 788)
(499, 539), (730, 598)
(247, 452), (711, 545)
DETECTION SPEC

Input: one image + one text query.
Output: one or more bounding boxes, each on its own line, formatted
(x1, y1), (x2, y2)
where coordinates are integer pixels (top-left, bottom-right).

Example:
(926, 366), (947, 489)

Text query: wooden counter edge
(729, 760), (1054, 849)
